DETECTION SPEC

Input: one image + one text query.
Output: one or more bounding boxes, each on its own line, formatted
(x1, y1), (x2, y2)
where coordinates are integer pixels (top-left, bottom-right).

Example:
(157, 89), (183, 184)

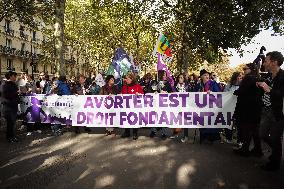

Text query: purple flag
(157, 53), (175, 87)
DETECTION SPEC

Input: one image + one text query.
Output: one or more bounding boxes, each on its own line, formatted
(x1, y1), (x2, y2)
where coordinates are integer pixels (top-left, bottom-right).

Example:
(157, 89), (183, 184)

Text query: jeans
(124, 128), (138, 135)
(151, 127), (168, 135)
(259, 109), (284, 167)
(3, 107), (17, 139)
(183, 128), (189, 137)
(225, 129), (232, 141)
(239, 123), (261, 153)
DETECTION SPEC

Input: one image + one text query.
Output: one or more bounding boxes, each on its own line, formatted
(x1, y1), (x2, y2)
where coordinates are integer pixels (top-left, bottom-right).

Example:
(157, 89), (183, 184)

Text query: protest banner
(21, 92), (237, 128)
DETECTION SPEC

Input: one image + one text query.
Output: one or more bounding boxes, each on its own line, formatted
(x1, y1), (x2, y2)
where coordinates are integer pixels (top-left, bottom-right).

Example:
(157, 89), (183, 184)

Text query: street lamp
(30, 36), (34, 78)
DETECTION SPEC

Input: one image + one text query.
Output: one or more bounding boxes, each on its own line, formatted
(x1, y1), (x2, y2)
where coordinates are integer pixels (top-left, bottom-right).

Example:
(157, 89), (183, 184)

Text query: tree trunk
(54, 0), (66, 77)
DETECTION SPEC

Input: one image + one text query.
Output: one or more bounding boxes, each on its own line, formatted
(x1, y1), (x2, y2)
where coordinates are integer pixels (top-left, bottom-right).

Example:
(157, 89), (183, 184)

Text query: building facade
(0, 18), (90, 79)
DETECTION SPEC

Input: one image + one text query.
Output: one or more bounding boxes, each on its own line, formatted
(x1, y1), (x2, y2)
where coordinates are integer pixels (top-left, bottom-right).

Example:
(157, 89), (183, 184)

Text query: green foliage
(1, 0), (283, 75)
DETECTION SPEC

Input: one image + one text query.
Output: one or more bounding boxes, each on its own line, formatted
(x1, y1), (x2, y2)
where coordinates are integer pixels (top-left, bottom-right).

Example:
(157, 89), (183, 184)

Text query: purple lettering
(139, 112), (148, 125)
(169, 112), (182, 125)
(127, 112), (138, 125)
(214, 112), (226, 125)
(104, 96), (114, 109)
(77, 112), (86, 124)
(169, 94), (179, 107)
(84, 97), (94, 108)
(120, 112), (127, 125)
(109, 113), (116, 125)
(149, 111), (158, 124)
(159, 94), (168, 107)
(123, 95), (132, 108)
(87, 112), (94, 124)
(184, 112), (192, 125)
(179, 93), (189, 107)
(203, 112), (215, 125)
(133, 95), (142, 108)
(94, 96), (104, 108)
(193, 112), (204, 125)
(95, 112), (104, 124)
(158, 111), (169, 125)
(143, 95), (153, 108)
(209, 94), (222, 108)
(195, 94), (207, 108)
(114, 96), (123, 108)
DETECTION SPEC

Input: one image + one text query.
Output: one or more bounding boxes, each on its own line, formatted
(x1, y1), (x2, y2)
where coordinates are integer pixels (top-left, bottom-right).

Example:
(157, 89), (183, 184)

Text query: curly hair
(229, 72), (241, 85)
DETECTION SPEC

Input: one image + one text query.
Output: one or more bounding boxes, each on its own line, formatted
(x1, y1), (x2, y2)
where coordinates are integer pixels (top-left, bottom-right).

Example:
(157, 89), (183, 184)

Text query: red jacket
(122, 83), (144, 94)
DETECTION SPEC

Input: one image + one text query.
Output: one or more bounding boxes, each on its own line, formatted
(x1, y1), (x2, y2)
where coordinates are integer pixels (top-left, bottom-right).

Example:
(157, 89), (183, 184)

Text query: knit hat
(199, 69), (210, 77)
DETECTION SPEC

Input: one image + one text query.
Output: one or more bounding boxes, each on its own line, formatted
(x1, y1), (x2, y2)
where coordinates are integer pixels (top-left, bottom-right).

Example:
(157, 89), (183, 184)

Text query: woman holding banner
(121, 72), (144, 140)
(149, 70), (173, 140)
(100, 75), (119, 136)
(170, 73), (189, 140)
(194, 69), (221, 144)
(223, 72), (243, 144)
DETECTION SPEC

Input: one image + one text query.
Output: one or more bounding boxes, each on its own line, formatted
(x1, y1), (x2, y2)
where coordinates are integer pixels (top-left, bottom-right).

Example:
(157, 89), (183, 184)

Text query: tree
(160, 0), (284, 70)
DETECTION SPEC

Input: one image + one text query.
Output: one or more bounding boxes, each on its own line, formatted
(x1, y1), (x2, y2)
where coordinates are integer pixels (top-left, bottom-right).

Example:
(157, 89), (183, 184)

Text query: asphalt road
(0, 126), (283, 189)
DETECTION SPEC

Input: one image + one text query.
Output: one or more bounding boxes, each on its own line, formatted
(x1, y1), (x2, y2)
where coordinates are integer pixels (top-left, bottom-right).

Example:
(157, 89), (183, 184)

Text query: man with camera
(257, 51), (284, 171)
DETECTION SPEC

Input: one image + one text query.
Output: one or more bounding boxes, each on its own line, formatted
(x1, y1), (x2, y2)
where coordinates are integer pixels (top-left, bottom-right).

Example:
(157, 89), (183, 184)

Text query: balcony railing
(0, 45), (16, 55)
(20, 31), (29, 40)
(66, 57), (76, 64)
(7, 67), (15, 71)
(5, 28), (15, 37)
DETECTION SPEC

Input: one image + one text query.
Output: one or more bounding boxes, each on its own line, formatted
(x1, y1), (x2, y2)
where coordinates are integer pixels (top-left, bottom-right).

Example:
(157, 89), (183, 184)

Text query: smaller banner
(106, 48), (133, 84)
(20, 95), (73, 125)
(157, 53), (175, 87)
(153, 33), (173, 63)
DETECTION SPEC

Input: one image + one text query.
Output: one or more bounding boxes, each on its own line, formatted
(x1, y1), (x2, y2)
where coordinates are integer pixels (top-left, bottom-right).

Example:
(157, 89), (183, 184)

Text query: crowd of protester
(0, 51), (283, 172)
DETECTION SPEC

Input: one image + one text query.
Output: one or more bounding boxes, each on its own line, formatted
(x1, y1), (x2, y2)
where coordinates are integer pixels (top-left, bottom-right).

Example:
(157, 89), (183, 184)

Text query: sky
(228, 30), (284, 68)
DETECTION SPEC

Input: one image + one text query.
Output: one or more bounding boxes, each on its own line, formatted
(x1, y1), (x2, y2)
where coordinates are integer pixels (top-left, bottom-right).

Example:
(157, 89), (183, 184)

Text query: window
(44, 64), (48, 73)
(21, 43), (25, 51)
(32, 31), (36, 41)
(7, 59), (13, 70)
(33, 64), (38, 73)
(6, 39), (12, 48)
(23, 61), (27, 71)
(5, 20), (10, 31)
(19, 25), (25, 38)
(33, 47), (37, 54)
(51, 64), (55, 74)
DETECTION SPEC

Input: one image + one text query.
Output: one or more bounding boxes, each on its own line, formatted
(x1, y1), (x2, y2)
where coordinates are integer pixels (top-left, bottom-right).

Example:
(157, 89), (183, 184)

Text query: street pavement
(0, 127), (283, 189)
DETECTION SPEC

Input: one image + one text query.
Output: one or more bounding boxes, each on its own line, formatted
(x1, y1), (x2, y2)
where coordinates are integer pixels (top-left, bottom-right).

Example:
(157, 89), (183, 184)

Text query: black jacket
(270, 69), (284, 121)
(234, 74), (263, 124)
(1, 80), (19, 110)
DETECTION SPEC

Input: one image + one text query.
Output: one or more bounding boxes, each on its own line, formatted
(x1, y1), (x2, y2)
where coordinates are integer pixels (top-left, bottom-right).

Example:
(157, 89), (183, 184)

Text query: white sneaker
(170, 135), (178, 139)
(181, 137), (189, 143)
(224, 139), (233, 144)
(20, 125), (26, 131)
(27, 132), (32, 136)
(37, 130), (42, 134)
